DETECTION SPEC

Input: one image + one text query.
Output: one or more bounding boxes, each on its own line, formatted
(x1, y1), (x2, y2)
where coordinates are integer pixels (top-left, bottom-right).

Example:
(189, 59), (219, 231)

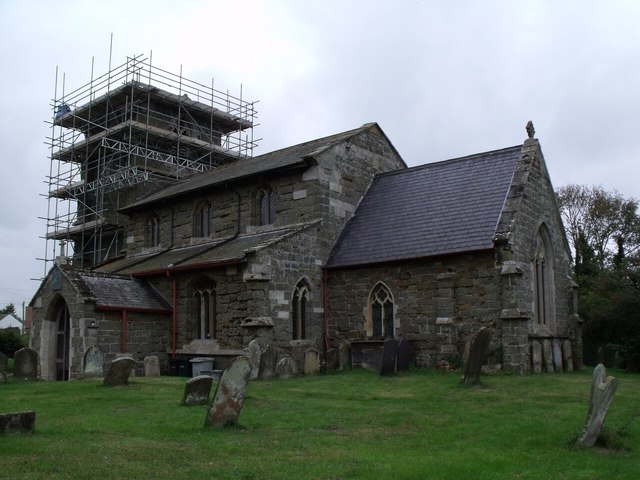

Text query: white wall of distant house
(0, 314), (22, 330)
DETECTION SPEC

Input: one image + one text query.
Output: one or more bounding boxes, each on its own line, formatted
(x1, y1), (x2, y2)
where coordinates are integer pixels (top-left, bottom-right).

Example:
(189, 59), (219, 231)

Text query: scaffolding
(41, 55), (258, 275)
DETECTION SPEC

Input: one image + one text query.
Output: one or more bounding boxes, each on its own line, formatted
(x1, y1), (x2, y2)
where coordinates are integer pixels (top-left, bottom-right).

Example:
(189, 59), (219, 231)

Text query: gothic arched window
(145, 215), (160, 248)
(194, 201), (212, 237)
(193, 277), (216, 339)
(257, 187), (277, 225)
(367, 283), (395, 338)
(533, 226), (555, 328)
(291, 280), (310, 340)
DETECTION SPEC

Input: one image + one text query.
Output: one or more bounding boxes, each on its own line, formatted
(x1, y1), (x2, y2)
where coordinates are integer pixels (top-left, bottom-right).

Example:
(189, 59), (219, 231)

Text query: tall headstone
(562, 340), (574, 372)
(338, 343), (351, 371)
(83, 346), (104, 378)
(303, 348), (319, 375)
(103, 357), (135, 386)
(379, 339), (398, 376)
(0, 352), (8, 383)
(182, 375), (214, 406)
(577, 364), (619, 447)
(258, 344), (277, 380)
(460, 327), (492, 386)
(530, 341), (543, 373)
(246, 339), (262, 380)
(276, 356), (297, 379)
(396, 339), (413, 371)
(204, 356), (251, 428)
(552, 339), (563, 373)
(542, 339), (554, 373)
(326, 348), (339, 371)
(13, 347), (38, 380)
(144, 356), (161, 377)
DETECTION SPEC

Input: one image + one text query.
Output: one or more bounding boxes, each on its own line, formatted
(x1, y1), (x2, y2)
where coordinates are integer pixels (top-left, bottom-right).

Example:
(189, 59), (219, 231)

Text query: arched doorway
(54, 302), (70, 381)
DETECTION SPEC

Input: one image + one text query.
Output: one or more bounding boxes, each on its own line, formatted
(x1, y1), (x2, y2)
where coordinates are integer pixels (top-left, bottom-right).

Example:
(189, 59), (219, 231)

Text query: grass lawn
(1, 368), (639, 479)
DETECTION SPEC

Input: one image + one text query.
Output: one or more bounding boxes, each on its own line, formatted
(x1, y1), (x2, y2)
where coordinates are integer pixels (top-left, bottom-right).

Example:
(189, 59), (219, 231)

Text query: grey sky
(1, 0), (639, 312)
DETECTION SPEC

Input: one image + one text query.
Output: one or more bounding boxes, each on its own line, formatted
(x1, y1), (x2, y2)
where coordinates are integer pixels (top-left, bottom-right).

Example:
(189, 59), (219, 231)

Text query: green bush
(0, 328), (27, 358)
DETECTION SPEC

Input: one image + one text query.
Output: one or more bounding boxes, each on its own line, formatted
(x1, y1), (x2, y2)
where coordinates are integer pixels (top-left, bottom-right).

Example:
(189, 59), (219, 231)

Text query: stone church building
(29, 65), (580, 380)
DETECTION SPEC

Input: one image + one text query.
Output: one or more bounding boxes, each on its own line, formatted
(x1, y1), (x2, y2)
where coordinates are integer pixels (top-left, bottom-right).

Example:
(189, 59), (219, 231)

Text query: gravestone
(530, 341), (542, 373)
(460, 327), (492, 386)
(397, 339), (413, 371)
(182, 375), (214, 406)
(258, 344), (277, 380)
(577, 364), (619, 447)
(338, 343), (351, 371)
(326, 348), (339, 371)
(276, 356), (297, 379)
(144, 356), (161, 377)
(0, 352), (8, 383)
(204, 356), (251, 428)
(552, 339), (563, 373)
(103, 357), (135, 386)
(562, 340), (574, 372)
(379, 339), (398, 376)
(0, 411), (36, 434)
(303, 348), (319, 375)
(246, 339), (262, 380)
(13, 347), (38, 380)
(83, 346), (104, 378)
(542, 339), (554, 373)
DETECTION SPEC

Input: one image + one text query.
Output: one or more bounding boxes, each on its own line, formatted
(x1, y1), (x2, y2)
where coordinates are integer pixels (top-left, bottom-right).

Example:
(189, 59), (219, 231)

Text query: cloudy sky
(1, 0), (639, 313)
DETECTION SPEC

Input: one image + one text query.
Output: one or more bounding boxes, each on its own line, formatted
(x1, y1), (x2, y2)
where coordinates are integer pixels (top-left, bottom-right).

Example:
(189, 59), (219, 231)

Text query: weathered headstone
(83, 346), (104, 378)
(460, 327), (492, 386)
(182, 375), (214, 406)
(530, 341), (543, 373)
(326, 348), (339, 371)
(144, 356), (161, 377)
(0, 411), (36, 434)
(13, 347), (38, 380)
(276, 355), (297, 379)
(115, 353), (136, 377)
(204, 356), (251, 428)
(303, 348), (319, 375)
(338, 343), (351, 371)
(103, 357), (135, 386)
(562, 340), (574, 372)
(379, 339), (398, 376)
(542, 339), (554, 373)
(246, 339), (262, 380)
(397, 339), (413, 371)
(552, 339), (563, 373)
(258, 344), (277, 380)
(0, 352), (8, 383)
(577, 364), (619, 447)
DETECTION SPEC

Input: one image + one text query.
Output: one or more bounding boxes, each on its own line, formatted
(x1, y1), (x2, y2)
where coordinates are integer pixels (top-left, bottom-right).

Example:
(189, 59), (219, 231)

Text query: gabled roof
(62, 268), (172, 313)
(120, 123), (384, 213)
(325, 145), (522, 268)
(96, 221), (320, 276)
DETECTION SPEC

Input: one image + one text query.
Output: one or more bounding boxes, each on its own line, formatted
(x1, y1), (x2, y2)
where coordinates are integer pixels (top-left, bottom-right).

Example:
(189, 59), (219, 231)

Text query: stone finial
(526, 121), (535, 139)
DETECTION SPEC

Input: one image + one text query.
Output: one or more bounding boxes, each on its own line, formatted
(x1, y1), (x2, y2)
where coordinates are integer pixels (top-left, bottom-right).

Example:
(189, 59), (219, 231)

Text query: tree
(557, 185), (640, 366)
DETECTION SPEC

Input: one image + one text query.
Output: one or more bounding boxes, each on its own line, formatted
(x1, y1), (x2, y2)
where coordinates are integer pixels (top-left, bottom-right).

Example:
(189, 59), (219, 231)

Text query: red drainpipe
(121, 310), (128, 353)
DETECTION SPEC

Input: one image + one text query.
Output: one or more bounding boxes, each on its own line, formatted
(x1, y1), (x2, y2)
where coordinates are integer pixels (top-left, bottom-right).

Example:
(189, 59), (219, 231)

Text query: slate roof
(96, 221), (320, 275)
(325, 145), (523, 268)
(120, 123), (381, 213)
(62, 268), (172, 313)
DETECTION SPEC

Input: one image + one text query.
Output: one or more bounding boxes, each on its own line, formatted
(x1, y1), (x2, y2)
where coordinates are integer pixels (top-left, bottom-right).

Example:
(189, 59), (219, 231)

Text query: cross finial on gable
(526, 121), (535, 139)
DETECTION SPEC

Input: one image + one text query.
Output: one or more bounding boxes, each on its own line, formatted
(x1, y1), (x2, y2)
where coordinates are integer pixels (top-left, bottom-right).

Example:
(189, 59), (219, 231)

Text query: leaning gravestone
(103, 357), (135, 386)
(182, 375), (214, 406)
(0, 411), (36, 434)
(276, 355), (297, 379)
(379, 339), (398, 376)
(577, 363), (619, 447)
(338, 343), (351, 371)
(531, 341), (543, 373)
(552, 339), (563, 373)
(326, 348), (339, 371)
(144, 356), (161, 377)
(204, 356), (251, 428)
(562, 340), (574, 372)
(0, 352), (8, 383)
(303, 348), (319, 375)
(258, 344), (277, 380)
(83, 346), (104, 378)
(542, 339), (554, 373)
(460, 327), (492, 386)
(246, 339), (262, 380)
(13, 347), (38, 380)
(397, 338), (413, 371)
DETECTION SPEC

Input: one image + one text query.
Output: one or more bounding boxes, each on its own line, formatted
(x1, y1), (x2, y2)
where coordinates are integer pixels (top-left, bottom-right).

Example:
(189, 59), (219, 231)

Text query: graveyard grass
(2, 369), (640, 479)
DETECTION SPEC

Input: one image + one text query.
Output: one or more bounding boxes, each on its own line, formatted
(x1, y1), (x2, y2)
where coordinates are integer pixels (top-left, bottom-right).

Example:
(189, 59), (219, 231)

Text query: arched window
(193, 201), (212, 237)
(291, 280), (310, 340)
(367, 283), (395, 338)
(257, 187), (277, 225)
(54, 301), (70, 381)
(533, 226), (555, 328)
(193, 278), (216, 339)
(145, 215), (160, 248)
